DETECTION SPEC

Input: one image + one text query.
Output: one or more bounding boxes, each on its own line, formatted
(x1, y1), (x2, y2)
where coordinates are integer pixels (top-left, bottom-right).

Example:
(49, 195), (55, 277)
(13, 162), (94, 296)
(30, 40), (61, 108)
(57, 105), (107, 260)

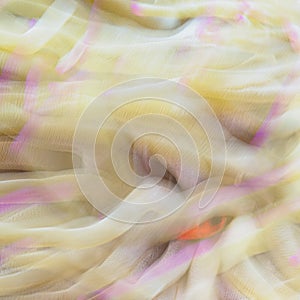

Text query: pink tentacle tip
(285, 22), (300, 52)
(236, 14), (246, 23)
(289, 255), (300, 267)
(236, 0), (251, 23)
(28, 18), (37, 28)
(250, 128), (269, 147)
(241, 0), (251, 12)
(131, 2), (143, 16)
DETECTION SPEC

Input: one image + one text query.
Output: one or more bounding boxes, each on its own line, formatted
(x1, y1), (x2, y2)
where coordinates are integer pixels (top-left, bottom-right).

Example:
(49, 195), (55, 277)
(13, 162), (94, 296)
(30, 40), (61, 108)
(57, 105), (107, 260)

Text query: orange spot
(178, 216), (229, 240)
